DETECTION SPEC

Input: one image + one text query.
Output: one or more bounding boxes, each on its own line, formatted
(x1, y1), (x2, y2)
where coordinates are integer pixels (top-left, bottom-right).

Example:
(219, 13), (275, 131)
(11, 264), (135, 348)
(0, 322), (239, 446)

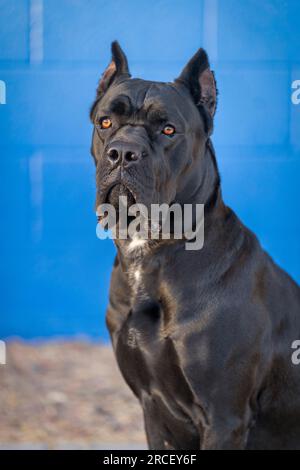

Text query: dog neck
(197, 139), (225, 221)
(173, 138), (225, 231)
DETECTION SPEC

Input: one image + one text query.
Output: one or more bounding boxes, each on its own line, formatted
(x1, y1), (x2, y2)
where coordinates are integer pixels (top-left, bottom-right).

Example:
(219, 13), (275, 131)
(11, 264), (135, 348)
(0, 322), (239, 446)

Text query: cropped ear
(97, 41), (131, 96)
(175, 48), (217, 131)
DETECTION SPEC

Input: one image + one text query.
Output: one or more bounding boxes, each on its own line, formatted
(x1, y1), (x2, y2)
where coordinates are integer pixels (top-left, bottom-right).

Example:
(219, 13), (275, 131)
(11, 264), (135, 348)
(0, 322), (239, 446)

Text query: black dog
(90, 42), (300, 449)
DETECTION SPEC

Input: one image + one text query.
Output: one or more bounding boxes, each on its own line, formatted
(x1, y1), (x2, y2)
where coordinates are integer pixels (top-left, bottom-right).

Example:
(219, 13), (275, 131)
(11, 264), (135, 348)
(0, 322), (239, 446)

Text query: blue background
(0, 0), (299, 340)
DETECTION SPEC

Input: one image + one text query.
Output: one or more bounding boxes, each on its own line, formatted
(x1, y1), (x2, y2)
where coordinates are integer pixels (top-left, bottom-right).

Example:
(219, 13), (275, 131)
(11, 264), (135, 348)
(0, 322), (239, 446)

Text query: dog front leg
(200, 414), (251, 450)
(142, 395), (174, 450)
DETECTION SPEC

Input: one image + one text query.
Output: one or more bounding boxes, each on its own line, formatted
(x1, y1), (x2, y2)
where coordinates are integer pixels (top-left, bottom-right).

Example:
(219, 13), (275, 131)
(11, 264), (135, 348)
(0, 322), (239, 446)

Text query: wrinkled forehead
(98, 78), (197, 123)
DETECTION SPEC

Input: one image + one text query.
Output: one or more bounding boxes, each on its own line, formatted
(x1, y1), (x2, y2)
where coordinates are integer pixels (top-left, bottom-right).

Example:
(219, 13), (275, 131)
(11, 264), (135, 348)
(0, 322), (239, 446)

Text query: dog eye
(162, 125), (176, 136)
(98, 117), (112, 129)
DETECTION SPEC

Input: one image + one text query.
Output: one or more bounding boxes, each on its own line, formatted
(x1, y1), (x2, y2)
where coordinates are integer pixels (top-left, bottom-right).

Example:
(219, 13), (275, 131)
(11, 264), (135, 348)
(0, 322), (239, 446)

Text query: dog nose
(107, 143), (144, 167)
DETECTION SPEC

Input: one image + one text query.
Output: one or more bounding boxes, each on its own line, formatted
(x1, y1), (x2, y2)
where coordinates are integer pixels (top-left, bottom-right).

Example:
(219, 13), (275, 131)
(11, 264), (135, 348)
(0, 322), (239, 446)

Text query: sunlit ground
(0, 341), (146, 449)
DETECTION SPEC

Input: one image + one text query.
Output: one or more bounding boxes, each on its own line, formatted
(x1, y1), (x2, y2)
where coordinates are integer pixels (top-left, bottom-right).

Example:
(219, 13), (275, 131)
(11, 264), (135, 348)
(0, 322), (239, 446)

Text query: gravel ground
(0, 340), (146, 449)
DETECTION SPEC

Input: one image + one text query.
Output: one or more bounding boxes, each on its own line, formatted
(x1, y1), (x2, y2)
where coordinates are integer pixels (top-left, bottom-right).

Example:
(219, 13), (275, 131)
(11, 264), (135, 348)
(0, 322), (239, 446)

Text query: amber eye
(162, 124), (176, 136)
(99, 117), (112, 129)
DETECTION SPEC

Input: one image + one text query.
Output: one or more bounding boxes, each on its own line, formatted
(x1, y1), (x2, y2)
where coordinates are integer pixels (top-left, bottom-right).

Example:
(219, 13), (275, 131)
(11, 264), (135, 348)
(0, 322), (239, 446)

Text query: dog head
(90, 41), (217, 213)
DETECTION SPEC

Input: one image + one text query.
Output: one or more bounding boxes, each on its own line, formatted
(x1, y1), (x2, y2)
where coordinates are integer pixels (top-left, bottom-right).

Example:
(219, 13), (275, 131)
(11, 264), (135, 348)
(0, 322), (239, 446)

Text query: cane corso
(90, 42), (300, 449)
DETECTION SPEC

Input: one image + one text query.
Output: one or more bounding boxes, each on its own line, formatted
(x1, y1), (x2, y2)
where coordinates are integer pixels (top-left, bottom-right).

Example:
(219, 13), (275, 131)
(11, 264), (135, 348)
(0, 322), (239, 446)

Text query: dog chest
(115, 306), (195, 412)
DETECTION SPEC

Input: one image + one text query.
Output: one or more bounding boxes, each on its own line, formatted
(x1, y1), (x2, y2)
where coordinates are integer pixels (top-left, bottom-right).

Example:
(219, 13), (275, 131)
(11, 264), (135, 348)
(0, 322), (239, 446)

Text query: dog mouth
(97, 183), (137, 223)
(106, 183), (136, 207)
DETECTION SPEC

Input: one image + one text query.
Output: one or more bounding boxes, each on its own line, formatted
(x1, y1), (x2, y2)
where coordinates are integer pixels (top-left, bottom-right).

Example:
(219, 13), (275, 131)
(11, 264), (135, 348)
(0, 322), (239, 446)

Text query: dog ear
(175, 48), (217, 122)
(97, 41), (131, 96)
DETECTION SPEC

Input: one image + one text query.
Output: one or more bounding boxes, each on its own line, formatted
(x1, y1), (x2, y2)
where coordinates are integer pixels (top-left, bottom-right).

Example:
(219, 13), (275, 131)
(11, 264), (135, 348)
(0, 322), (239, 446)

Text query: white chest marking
(127, 237), (147, 252)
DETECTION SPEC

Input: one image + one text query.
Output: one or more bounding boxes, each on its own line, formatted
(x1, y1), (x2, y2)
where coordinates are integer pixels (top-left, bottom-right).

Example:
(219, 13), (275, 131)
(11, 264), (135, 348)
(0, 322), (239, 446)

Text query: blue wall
(0, 0), (299, 339)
